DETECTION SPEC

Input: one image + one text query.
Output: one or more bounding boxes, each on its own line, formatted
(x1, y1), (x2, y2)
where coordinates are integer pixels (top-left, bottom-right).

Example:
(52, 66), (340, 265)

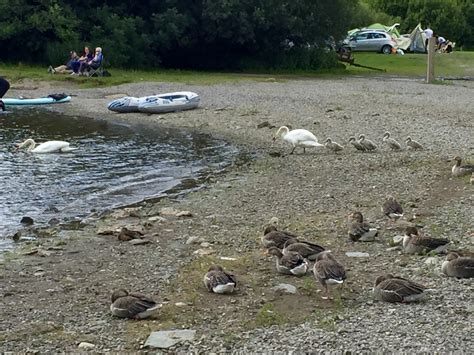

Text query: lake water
(0, 108), (237, 250)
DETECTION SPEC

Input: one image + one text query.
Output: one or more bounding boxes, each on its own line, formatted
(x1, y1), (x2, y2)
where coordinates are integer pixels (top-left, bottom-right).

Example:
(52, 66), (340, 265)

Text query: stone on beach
(144, 330), (196, 349)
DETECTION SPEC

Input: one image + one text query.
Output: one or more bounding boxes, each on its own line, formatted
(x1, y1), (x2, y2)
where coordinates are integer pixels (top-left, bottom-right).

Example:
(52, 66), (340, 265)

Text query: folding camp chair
(84, 56), (105, 77)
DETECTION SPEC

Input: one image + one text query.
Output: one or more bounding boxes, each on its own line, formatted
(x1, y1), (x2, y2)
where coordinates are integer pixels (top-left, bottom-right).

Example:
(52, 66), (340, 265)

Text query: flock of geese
(110, 196), (473, 319)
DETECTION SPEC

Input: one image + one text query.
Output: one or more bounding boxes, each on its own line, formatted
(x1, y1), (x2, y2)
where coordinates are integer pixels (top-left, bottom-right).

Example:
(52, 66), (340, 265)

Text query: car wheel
(382, 45), (392, 55)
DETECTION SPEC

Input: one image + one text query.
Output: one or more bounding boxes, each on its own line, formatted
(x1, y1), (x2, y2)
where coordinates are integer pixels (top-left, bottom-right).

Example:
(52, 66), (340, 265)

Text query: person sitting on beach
(70, 46), (94, 74)
(78, 47), (103, 76)
(48, 51), (80, 74)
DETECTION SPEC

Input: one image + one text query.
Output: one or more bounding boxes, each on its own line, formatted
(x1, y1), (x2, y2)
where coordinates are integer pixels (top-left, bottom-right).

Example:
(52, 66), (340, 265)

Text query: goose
(282, 239), (325, 261)
(402, 226), (449, 254)
(373, 274), (427, 303)
(405, 137), (423, 150)
(441, 252), (474, 278)
(382, 131), (402, 151)
(348, 136), (366, 151)
(382, 195), (404, 221)
(272, 126), (324, 154)
(313, 251), (346, 300)
(16, 138), (77, 153)
(267, 247), (309, 276)
(203, 265), (237, 293)
(358, 134), (378, 151)
(261, 225), (298, 250)
(110, 289), (160, 319)
(324, 138), (344, 153)
(347, 212), (378, 242)
(451, 156), (474, 177)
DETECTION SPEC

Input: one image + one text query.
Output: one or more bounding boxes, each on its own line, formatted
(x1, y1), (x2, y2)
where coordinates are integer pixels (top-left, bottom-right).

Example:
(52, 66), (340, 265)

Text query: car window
(355, 33), (368, 40)
(374, 33), (386, 39)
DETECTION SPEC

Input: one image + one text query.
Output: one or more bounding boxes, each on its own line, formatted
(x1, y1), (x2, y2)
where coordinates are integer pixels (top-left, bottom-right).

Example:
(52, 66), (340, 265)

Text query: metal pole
(426, 37), (435, 83)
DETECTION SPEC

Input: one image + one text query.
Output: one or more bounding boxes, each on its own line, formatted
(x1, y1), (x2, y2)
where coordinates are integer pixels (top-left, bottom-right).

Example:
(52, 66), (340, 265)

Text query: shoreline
(1, 77), (473, 352)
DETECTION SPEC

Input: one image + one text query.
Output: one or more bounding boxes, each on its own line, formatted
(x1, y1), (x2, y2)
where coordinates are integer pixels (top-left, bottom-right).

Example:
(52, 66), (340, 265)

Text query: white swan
(272, 126), (323, 154)
(16, 139), (77, 153)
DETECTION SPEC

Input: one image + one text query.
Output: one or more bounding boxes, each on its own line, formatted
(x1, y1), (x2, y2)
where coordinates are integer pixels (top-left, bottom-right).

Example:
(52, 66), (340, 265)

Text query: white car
(344, 30), (397, 54)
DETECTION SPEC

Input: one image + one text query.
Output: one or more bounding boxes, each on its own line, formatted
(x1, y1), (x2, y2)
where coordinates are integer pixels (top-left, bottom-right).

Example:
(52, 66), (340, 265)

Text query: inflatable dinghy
(107, 92), (200, 113)
(3, 94), (71, 106)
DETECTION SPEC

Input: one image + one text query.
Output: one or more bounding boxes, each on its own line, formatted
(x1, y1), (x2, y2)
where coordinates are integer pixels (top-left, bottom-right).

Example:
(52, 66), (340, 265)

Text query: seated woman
(70, 46), (93, 74)
(79, 47), (103, 75)
(49, 51), (79, 74)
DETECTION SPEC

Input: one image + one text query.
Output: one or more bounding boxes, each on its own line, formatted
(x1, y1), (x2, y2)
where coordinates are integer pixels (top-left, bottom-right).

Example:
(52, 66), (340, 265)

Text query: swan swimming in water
(272, 126), (323, 154)
(16, 139), (77, 153)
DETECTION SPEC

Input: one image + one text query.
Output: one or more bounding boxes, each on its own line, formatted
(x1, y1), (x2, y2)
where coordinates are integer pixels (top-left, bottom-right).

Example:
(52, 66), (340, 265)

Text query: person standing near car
(424, 27), (433, 52)
(0, 77), (10, 111)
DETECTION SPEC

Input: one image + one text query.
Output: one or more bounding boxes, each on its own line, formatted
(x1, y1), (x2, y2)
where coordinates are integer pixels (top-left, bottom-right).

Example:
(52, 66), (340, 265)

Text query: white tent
(397, 24), (426, 52)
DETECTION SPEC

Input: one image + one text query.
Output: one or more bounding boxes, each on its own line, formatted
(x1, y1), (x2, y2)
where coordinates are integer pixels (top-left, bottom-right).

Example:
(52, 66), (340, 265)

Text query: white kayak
(3, 95), (71, 106)
(107, 91), (200, 113)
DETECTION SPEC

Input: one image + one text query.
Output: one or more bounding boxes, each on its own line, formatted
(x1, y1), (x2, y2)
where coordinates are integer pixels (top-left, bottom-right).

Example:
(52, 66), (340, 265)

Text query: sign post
(426, 37), (435, 83)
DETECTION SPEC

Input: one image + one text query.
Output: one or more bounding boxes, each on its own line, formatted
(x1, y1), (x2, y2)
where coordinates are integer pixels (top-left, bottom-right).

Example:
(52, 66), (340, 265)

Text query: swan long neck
(276, 126), (289, 138)
(19, 139), (36, 151)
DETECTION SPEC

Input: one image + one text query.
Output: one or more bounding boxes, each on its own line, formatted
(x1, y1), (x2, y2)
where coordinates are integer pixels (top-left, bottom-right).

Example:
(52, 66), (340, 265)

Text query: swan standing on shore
(16, 139), (77, 153)
(272, 126), (323, 155)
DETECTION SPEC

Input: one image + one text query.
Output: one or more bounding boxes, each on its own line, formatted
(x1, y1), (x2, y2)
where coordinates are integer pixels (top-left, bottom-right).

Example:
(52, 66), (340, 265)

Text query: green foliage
(0, 0), (357, 70)
(368, 0), (474, 48)
(87, 6), (154, 68)
(1, 0), (472, 68)
(0, 0), (79, 62)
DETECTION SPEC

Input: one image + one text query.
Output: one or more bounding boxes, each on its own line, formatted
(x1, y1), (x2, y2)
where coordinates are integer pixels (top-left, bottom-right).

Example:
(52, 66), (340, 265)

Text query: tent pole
(426, 37), (435, 83)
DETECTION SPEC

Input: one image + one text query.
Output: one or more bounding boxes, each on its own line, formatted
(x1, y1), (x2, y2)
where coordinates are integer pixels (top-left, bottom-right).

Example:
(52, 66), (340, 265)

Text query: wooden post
(426, 37), (435, 83)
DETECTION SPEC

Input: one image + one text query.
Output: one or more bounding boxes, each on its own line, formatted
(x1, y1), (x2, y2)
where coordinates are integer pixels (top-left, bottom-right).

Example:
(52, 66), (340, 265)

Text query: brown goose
(261, 225), (298, 250)
(451, 156), (474, 177)
(382, 131), (402, 151)
(441, 252), (474, 278)
(382, 195), (404, 221)
(110, 289), (160, 319)
(402, 226), (449, 254)
(347, 212), (378, 242)
(373, 274), (426, 303)
(203, 265), (237, 293)
(282, 239), (325, 260)
(313, 251), (346, 300)
(358, 134), (378, 151)
(405, 137), (423, 150)
(324, 138), (344, 152)
(348, 136), (366, 152)
(268, 247), (309, 276)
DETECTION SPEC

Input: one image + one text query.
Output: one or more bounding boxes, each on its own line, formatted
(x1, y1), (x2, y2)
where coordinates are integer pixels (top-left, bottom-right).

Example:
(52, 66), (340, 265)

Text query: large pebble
(78, 342), (95, 349)
(144, 330), (196, 349)
(272, 283), (297, 294)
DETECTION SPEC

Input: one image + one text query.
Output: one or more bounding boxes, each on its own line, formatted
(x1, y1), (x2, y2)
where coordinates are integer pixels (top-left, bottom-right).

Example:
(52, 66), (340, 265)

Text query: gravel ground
(1, 76), (473, 352)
